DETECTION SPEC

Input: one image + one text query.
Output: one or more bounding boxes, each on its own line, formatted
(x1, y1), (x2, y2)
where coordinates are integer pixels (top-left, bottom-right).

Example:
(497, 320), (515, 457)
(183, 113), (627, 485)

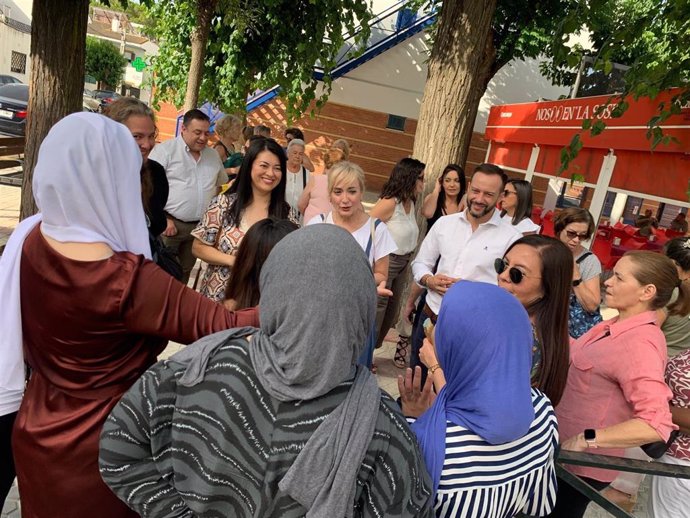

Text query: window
(386, 114), (406, 131)
(10, 51), (26, 74)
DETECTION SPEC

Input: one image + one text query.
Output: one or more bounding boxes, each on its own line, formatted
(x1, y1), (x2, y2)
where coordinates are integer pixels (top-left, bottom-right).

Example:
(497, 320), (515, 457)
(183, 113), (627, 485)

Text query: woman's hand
(398, 366), (435, 418)
(377, 281), (393, 297)
(419, 338), (438, 369)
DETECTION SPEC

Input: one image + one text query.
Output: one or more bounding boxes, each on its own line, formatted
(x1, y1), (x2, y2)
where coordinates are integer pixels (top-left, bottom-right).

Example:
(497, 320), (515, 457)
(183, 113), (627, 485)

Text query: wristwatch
(573, 278), (583, 287)
(584, 428), (598, 448)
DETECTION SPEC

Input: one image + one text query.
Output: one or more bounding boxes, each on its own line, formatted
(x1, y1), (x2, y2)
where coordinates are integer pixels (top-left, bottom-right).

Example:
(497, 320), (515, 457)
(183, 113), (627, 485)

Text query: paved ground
(0, 185), (652, 517)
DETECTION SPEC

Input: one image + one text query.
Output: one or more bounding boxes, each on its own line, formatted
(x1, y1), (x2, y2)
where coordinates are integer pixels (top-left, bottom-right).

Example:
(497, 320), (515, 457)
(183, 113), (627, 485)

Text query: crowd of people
(0, 104), (689, 518)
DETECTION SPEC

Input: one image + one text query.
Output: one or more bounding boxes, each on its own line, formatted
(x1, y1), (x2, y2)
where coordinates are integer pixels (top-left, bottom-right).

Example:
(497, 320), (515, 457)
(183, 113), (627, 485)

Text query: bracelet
(429, 363), (442, 375)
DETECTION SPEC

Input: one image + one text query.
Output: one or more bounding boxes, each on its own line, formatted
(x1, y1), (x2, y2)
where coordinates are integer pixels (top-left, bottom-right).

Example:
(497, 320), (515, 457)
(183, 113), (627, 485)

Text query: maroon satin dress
(13, 227), (259, 518)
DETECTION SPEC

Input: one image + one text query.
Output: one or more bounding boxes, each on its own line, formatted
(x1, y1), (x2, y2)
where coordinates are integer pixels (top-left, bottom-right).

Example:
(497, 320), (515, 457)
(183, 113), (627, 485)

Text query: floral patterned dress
(191, 193), (299, 302)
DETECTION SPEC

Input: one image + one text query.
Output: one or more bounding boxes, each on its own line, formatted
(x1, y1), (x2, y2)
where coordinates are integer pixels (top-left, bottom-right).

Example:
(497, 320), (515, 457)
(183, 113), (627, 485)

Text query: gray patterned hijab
(250, 224), (380, 518)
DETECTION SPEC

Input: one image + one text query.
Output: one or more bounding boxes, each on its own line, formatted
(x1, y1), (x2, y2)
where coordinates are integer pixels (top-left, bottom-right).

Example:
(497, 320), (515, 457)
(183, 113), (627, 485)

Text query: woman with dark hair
(496, 235), (572, 404)
(371, 158), (425, 352)
(554, 207), (602, 338)
(224, 217), (298, 310)
(550, 251), (684, 518)
(419, 235), (572, 406)
(501, 179), (540, 234)
(421, 164), (466, 230)
(192, 137), (298, 302)
(660, 237), (690, 356)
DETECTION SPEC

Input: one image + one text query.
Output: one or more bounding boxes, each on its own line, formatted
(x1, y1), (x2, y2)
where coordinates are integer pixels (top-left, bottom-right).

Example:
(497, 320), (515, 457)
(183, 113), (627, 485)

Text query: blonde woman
(213, 115), (243, 174)
(306, 161), (396, 369)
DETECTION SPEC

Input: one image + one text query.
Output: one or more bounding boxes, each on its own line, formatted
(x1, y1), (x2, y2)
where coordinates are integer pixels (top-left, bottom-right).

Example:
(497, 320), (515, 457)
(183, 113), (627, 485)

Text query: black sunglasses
(565, 229), (589, 240)
(494, 258), (540, 284)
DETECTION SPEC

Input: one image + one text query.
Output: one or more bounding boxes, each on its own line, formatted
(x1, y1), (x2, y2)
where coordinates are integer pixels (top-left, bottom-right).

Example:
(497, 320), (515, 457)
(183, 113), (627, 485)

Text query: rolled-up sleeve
(616, 337), (676, 441)
(411, 226), (440, 286)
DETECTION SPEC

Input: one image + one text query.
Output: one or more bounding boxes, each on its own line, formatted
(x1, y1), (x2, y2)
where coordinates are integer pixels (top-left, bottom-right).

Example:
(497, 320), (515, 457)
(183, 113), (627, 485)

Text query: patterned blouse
(667, 348), (690, 460)
(191, 193), (299, 302)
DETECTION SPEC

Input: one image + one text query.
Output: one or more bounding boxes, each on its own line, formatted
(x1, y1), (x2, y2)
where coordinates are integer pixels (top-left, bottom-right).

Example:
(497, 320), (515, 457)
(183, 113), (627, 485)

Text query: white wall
(0, 23), (31, 82)
(474, 58), (570, 132)
(326, 32), (429, 119)
(325, 30), (571, 132)
(2, 1), (31, 25)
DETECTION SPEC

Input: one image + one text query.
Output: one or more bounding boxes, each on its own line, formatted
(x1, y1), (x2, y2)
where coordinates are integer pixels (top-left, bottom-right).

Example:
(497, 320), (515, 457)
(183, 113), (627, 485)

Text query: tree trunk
(390, 1), (499, 337)
(20, 0), (89, 220)
(183, 0), (218, 112)
(412, 0), (498, 193)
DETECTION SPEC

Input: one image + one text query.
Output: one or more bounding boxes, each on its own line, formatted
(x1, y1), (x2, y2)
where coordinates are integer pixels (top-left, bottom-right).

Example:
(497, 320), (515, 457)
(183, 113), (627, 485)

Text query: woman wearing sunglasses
(500, 179), (540, 235)
(418, 235), (572, 407)
(554, 207), (603, 338)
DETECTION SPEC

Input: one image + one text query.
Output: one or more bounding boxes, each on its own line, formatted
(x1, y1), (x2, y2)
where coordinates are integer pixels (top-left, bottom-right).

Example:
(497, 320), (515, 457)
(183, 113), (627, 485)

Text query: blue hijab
(411, 281), (534, 495)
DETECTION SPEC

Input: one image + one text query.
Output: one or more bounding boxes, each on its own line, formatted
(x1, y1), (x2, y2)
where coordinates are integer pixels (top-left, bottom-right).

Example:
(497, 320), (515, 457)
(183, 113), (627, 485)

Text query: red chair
(531, 206), (543, 225)
(666, 228), (687, 239)
(611, 228), (633, 246)
(592, 237), (613, 269)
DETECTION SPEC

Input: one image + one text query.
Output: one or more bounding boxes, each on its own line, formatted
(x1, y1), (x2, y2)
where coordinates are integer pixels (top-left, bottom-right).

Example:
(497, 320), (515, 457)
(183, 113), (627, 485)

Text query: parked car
(0, 83), (28, 136)
(0, 75), (22, 86)
(83, 89), (121, 112)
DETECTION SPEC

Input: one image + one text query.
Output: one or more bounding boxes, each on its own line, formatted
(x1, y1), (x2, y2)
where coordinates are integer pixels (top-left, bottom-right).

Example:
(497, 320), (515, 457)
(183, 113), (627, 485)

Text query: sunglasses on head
(494, 258), (540, 284)
(565, 230), (589, 240)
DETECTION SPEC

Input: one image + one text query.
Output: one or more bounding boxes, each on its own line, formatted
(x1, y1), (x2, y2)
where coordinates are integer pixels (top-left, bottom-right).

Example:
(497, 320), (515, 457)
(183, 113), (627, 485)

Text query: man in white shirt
(284, 138), (311, 217)
(149, 109), (227, 284)
(410, 163), (521, 377)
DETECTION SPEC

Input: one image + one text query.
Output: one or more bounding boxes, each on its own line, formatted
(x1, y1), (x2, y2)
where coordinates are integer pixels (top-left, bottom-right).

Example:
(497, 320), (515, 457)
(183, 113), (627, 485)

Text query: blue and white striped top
(413, 389), (558, 518)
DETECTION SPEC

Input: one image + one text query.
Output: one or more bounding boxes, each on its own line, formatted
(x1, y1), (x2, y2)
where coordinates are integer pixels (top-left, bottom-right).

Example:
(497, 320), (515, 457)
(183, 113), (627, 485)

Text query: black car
(83, 89), (121, 112)
(0, 83), (28, 136)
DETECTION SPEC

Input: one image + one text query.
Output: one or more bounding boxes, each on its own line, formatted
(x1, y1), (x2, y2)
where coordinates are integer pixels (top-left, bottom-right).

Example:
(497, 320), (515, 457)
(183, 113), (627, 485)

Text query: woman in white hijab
(0, 113), (259, 518)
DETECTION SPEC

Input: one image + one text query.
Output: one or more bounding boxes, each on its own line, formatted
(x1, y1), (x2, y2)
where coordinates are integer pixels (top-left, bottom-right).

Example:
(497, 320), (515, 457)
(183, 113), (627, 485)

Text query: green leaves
(85, 36), (128, 89)
(145, 0), (372, 120)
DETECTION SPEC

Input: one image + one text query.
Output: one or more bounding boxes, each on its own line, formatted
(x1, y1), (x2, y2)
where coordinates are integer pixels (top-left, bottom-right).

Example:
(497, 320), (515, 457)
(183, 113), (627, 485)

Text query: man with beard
(409, 163), (521, 381)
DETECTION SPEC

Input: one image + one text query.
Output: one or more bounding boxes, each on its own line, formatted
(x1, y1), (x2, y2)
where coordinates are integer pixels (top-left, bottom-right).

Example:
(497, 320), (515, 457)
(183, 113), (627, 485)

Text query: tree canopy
(144, 0), (373, 119)
(541, 0), (689, 170)
(85, 36), (128, 90)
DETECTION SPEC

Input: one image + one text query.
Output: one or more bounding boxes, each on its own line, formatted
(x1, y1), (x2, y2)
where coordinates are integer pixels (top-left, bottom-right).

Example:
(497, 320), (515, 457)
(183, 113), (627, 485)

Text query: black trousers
(547, 475), (609, 518)
(0, 411), (17, 507)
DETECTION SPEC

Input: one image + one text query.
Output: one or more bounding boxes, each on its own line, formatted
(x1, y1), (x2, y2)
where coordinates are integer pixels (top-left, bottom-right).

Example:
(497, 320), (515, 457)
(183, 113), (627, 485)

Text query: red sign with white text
(485, 90), (689, 153)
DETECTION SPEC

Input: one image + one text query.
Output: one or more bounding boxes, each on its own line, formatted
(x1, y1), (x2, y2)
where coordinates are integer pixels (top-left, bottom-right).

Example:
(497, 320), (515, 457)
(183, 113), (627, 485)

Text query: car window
(0, 84), (29, 102)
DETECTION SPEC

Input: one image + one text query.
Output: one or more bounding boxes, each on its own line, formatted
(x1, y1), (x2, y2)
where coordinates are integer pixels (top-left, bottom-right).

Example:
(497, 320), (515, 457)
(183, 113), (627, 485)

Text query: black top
(146, 159), (169, 236)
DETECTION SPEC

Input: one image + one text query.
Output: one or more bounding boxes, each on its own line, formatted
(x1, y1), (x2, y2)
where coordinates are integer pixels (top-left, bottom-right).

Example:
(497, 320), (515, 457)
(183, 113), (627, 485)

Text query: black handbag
(641, 430), (680, 459)
(149, 232), (183, 281)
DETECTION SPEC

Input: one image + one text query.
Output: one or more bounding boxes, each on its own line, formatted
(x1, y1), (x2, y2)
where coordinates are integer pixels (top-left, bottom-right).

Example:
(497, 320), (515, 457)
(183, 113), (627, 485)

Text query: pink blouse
(300, 175), (331, 224)
(556, 311), (676, 482)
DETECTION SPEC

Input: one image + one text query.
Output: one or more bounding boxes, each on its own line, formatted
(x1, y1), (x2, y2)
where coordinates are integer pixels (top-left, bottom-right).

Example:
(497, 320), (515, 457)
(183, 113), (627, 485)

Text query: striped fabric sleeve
(520, 394), (559, 517)
(99, 363), (193, 518)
